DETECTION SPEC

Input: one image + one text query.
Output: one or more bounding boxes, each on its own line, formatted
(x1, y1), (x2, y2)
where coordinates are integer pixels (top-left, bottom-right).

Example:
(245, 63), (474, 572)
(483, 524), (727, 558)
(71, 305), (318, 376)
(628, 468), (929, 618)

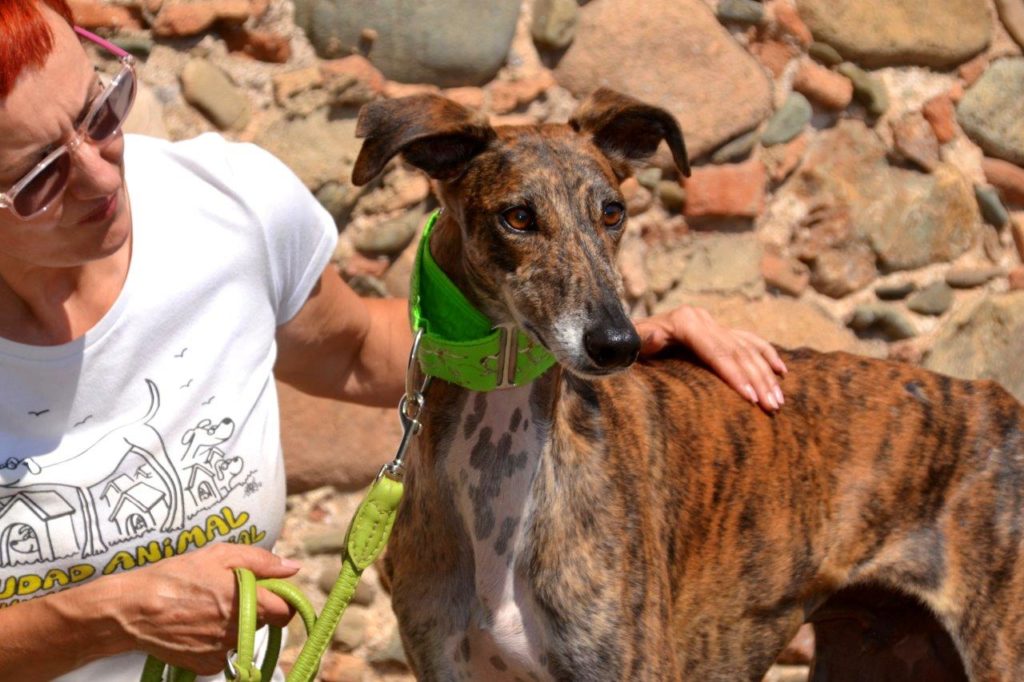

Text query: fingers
(207, 543), (303, 579)
(736, 330), (788, 376)
(256, 587), (296, 628)
(736, 345), (782, 412)
(210, 545), (300, 628)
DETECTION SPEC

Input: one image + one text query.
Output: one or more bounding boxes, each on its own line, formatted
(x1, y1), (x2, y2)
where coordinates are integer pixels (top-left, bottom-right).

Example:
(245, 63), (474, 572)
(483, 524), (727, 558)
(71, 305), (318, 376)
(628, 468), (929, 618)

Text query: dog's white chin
(559, 356), (636, 380)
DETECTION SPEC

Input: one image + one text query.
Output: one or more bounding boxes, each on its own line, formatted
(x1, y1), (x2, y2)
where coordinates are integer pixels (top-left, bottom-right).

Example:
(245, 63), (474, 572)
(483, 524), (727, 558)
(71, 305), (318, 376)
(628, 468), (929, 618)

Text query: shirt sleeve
(221, 139), (339, 326)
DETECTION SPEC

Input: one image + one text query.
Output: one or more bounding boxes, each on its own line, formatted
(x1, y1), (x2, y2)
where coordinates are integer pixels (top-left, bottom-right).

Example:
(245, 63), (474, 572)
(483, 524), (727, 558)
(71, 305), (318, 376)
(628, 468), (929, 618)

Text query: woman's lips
(77, 192), (118, 225)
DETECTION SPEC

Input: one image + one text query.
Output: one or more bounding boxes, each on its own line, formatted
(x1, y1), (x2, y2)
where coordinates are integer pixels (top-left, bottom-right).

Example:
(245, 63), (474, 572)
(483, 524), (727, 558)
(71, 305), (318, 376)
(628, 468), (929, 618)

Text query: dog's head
(353, 88), (689, 377)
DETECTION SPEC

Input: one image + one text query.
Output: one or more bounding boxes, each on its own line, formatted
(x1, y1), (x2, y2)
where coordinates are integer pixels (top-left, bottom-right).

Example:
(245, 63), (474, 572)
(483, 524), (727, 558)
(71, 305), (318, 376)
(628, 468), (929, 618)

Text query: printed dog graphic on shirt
(0, 380), (186, 558)
(179, 416), (245, 511)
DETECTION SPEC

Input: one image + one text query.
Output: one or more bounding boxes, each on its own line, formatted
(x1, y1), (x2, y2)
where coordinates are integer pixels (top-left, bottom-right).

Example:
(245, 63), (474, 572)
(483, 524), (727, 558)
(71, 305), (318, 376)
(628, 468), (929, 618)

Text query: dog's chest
(439, 386), (554, 680)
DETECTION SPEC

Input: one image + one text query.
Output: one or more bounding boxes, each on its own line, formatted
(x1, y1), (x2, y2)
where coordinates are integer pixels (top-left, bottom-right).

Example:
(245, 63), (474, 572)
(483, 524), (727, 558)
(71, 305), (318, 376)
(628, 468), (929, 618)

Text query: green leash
(140, 473), (404, 682)
(141, 210), (547, 681)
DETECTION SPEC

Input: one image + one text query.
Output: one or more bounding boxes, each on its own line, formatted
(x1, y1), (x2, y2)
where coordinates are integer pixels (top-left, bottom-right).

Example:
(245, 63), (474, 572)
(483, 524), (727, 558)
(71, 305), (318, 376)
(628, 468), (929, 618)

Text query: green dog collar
(409, 210), (557, 391)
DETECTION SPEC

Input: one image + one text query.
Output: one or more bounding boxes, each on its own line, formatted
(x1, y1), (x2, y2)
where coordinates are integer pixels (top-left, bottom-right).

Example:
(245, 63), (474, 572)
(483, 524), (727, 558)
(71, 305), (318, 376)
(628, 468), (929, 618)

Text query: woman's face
(0, 6), (131, 271)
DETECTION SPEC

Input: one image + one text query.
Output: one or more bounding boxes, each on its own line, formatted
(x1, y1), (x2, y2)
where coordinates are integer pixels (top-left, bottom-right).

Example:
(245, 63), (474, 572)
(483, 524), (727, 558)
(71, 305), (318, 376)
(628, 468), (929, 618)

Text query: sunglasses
(0, 26), (137, 221)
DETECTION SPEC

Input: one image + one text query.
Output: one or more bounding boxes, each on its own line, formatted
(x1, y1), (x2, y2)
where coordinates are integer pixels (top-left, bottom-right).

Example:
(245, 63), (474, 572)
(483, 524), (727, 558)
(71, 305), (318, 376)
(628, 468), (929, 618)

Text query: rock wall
(66, 0), (1024, 678)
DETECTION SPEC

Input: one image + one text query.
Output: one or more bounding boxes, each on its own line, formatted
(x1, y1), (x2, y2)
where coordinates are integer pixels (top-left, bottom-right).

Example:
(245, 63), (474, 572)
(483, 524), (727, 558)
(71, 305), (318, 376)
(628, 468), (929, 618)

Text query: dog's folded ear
(352, 94), (497, 186)
(570, 88), (690, 178)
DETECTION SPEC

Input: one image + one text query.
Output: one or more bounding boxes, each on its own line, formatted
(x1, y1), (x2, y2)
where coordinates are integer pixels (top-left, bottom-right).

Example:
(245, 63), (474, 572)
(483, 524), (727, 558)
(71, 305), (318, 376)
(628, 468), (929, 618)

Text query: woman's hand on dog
(635, 305), (787, 412)
(115, 543), (300, 675)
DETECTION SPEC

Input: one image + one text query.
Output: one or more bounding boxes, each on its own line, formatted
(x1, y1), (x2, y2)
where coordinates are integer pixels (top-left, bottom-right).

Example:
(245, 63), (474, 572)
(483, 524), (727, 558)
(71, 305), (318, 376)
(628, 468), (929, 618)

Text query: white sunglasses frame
(0, 26), (137, 221)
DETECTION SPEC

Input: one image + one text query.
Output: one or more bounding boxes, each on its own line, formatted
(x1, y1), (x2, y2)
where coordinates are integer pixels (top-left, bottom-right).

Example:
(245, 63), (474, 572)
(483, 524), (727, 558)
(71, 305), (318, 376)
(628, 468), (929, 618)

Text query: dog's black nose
(584, 325), (641, 370)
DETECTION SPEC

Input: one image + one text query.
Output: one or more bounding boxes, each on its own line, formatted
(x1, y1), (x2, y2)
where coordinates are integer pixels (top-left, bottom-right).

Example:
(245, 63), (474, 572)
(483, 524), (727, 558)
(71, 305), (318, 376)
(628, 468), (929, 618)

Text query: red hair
(0, 0), (75, 98)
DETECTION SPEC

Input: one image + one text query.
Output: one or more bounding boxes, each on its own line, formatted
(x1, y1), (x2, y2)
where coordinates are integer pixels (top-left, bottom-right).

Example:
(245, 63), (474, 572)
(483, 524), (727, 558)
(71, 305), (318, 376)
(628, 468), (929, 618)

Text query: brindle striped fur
(352, 90), (1024, 681)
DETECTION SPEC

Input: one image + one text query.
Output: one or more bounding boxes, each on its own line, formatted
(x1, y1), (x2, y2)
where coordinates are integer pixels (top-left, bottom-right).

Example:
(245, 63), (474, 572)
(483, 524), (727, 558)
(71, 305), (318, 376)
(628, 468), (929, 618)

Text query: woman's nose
(64, 133), (124, 200)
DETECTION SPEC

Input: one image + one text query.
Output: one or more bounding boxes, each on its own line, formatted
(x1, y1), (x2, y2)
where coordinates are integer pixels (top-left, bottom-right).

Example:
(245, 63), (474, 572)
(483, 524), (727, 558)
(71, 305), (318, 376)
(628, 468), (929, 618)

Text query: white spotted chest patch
(442, 385), (553, 681)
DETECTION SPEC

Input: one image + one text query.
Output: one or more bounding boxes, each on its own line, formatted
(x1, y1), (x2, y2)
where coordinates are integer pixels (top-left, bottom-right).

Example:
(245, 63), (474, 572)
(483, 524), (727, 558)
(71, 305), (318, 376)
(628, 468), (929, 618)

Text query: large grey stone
(646, 234), (764, 299)
(996, 0), (1024, 51)
(776, 120), (980, 273)
(924, 292), (1024, 403)
(958, 58), (1024, 168)
(553, 0), (772, 160)
(654, 293), (884, 357)
(253, 110), (361, 191)
(795, 0), (990, 69)
(180, 58), (251, 131)
(293, 0), (520, 86)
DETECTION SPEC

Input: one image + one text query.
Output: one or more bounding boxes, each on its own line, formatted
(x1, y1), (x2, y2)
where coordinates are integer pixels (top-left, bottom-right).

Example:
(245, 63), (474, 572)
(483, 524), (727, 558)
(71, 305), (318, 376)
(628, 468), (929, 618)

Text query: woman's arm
(0, 544), (299, 680)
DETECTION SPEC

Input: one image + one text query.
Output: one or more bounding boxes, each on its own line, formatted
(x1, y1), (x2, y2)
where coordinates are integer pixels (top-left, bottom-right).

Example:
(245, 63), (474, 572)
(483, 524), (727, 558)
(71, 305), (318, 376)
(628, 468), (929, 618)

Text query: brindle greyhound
(350, 89), (1024, 681)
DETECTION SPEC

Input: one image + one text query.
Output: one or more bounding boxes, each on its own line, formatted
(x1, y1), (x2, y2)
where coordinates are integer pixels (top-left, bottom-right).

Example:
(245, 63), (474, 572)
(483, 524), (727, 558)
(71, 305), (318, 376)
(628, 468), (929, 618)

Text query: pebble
(875, 281), (916, 300)
(975, 185), (1010, 227)
(180, 58), (251, 131)
(111, 34), (154, 58)
(301, 527), (346, 555)
(762, 93), (812, 146)
(945, 267), (1003, 289)
(332, 606), (370, 651)
(354, 215), (419, 257)
(848, 305), (917, 340)
(762, 251), (810, 296)
(710, 130), (760, 164)
(810, 244), (877, 298)
(891, 112), (940, 172)
(809, 42), (843, 67)
(657, 180), (687, 213)
(717, 0), (765, 25)
(636, 167), (663, 191)
(368, 627), (408, 665)
(837, 62), (889, 116)
(531, 0), (579, 50)
(907, 281), (954, 315)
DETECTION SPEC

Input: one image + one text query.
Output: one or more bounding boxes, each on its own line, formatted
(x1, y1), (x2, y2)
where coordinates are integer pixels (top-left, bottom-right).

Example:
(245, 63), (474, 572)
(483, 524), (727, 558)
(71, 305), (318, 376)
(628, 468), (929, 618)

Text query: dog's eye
(500, 206), (535, 231)
(602, 202), (625, 227)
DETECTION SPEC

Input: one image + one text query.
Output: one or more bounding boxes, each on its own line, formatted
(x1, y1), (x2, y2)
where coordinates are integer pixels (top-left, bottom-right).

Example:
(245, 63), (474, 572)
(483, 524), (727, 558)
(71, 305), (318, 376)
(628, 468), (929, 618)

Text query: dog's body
(352, 90), (1024, 680)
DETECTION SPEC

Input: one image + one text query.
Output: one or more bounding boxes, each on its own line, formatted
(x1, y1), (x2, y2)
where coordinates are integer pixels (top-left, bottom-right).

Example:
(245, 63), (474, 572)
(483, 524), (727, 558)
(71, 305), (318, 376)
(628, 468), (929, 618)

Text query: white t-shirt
(0, 133), (337, 680)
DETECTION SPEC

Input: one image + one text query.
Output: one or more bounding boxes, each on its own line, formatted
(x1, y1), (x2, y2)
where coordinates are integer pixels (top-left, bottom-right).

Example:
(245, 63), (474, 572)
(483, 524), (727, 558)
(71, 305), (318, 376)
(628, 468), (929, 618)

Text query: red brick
(1010, 266), (1024, 291)
(153, 0), (251, 37)
(773, 2), (813, 47)
(792, 59), (853, 110)
(383, 81), (440, 99)
(762, 250), (810, 296)
(221, 24), (292, 63)
(68, 1), (143, 30)
(443, 87), (485, 110)
(683, 159), (766, 218)
(922, 94), (958, 144)
(958, 53), (989, 87)
(750, 39), (799, 77)
(981, 157), (1024, 207)
(1013, 217), (1024, 263)
(322, 56), (386, 96)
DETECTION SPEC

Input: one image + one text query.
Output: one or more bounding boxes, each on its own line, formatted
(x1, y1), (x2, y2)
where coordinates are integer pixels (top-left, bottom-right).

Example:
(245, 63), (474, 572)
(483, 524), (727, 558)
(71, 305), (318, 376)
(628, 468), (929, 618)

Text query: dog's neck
(427, 211), (475, 305)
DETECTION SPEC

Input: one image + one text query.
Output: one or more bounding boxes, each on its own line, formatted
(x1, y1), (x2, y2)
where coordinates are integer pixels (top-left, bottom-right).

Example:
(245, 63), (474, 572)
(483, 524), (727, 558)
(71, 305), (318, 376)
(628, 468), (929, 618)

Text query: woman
(0, 1), (786, 678)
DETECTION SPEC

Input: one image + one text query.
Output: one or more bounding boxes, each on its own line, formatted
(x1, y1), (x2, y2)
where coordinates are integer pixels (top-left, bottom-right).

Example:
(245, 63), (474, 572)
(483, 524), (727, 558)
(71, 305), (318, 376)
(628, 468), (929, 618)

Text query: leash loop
(142, 315), (430, 682)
